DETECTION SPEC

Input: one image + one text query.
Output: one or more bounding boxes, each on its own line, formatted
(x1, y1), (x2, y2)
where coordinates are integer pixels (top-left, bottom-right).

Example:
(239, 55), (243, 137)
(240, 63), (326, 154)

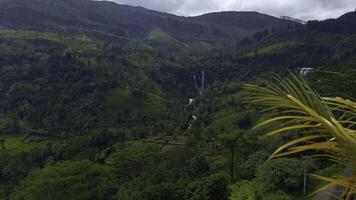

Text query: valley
(0, 0), (355, 199)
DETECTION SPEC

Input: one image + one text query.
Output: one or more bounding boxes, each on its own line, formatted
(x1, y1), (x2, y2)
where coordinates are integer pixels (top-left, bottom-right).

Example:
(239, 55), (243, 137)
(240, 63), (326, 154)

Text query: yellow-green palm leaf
(243, 73), (356, 199)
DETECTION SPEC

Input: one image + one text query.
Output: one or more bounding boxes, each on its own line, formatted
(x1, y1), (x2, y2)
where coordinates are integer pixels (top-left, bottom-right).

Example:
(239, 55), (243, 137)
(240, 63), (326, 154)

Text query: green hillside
(0, 0), (355, 199)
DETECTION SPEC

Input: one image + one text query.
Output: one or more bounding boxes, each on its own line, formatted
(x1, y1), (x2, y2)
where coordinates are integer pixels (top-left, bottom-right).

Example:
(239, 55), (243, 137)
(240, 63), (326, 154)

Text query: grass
(246, 40), (304, 57)
(189, 41), (214, 54)
(0, 29), (102, 53)
(148, 29), (177, 44)
(147, 29), (191, 52)
(147, 29), (215, 57)
(0, 135), (57, 153)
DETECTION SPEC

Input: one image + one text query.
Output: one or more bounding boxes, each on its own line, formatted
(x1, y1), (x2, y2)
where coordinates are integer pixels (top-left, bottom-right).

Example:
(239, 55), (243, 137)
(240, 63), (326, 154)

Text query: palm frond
(243, 73), (356, 199)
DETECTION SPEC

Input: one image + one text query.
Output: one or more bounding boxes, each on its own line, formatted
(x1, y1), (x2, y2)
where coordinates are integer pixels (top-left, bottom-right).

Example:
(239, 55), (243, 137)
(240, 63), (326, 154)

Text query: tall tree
(219, 130), (243, 183)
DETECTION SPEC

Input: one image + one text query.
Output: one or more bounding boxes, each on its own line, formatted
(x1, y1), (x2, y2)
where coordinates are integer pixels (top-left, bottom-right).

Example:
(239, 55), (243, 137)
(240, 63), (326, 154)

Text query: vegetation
(243, 74), (356, 199)
(10, 160), (114, 200)
(0, 0), (355, 199)
(255, 158), (309, 194)
(0, 135), (56, 153)
(246, 41), (304, 57)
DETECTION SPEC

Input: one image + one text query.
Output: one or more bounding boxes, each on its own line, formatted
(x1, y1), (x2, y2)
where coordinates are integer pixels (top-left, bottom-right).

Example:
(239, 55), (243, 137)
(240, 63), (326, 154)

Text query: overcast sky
(108, 0), (356, 20)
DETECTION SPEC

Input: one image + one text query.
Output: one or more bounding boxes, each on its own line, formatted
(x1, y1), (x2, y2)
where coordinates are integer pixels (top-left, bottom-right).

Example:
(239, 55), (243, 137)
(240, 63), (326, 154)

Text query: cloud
(108, 0), (356, 20)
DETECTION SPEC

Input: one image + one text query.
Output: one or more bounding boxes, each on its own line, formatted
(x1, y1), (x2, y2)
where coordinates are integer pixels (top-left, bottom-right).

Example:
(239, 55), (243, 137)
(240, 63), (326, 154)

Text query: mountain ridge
(0, 0), (299, 47)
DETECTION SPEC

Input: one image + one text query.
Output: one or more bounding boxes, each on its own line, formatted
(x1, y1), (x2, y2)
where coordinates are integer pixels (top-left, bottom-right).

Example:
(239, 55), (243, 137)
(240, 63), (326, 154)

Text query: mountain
(192, 11), (297, 30)
(307, 11), (356, 34)
(0, 0), (354, 136)
(0, 0), (299, 47)
(0, 0), (354, 137)
(1, 1), (356, 200)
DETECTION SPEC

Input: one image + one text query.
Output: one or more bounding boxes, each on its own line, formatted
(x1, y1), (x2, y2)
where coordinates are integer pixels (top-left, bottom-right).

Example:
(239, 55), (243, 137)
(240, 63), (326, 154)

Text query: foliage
(218, 130), (245, 182)
(239, 150), (270, 180)
(308, 70), (356, 99)
(255, 158), (306, 194)
(260, 190), (294, 200)
(186, 173), (229, 200)
(106, 142), (161, 179)
(243, 74), (356, 199)
(109, 143), (221, 200)
(116, 179), (185, 200)
(308, 165), (344, 194)
(189, 155), (211, 178)
(246, 41), (304, 57)
(229, 181), (256, 200)
(307, 12), (356, 34)
(0, 1), (356, 199)
(0, 135), (55, 153)
(10, 160), (115, 200)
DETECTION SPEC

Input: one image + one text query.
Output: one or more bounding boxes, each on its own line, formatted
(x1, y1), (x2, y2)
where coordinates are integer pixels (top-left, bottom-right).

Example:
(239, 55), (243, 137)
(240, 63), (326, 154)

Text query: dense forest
(0, 0), (355, 199)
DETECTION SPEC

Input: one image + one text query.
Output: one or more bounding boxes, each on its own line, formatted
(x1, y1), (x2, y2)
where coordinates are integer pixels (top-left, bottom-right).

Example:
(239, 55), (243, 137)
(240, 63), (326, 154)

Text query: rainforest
(0, 0), (355, 199)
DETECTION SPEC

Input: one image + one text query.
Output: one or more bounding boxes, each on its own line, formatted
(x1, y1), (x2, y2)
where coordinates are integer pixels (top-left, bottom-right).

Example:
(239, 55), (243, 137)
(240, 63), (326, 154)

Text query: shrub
(10, 160), (114, 200)
(255, 158), (306, 194)
(186, 173), (229, 200)
(261, 190), (294, 200)
(239, 150), (269, 179)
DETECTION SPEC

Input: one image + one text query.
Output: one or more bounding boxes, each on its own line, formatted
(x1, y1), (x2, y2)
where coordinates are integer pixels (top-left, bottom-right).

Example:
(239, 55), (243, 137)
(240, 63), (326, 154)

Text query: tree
(139, 183), (185, 200)
(256, 158), (306, 194)
(106, 143), (161, 179)
(10, 160), (114, 200)
(219, 130), (244, 182)
(243, 73), (356, 199)
(189, 156), (210, 178)
(185, 173), (229, 200)
(260, 190), (293, 200)
(0, 139), (5, 150)
(239, 150), (269, 180)
(3, 114), (21, 135)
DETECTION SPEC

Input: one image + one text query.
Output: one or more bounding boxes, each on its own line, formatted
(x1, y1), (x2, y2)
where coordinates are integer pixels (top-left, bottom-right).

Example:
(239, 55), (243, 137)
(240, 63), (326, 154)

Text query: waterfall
(194, 71), (205, 96)
(300, 68), (313, 76)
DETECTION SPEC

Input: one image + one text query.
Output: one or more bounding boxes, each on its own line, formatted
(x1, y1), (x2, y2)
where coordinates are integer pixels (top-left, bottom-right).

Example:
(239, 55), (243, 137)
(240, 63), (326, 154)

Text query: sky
(108, 0), (356, 20)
